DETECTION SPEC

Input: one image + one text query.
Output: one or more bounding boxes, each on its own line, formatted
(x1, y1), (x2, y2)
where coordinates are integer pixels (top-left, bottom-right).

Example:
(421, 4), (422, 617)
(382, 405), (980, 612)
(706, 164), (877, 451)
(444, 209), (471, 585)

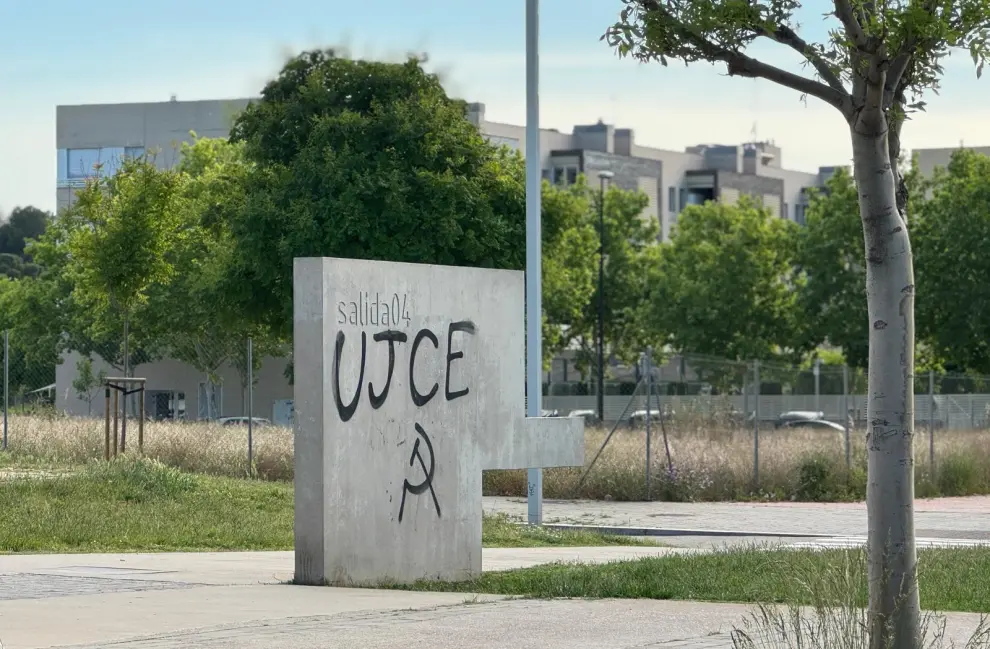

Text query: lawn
(0, 457), (649, 553)
(395, 544), (990, 614)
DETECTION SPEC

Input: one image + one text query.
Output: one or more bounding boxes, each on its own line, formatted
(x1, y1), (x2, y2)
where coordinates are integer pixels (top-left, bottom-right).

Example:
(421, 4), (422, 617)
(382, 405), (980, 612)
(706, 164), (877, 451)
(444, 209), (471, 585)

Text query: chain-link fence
(534, 352), (990, 501)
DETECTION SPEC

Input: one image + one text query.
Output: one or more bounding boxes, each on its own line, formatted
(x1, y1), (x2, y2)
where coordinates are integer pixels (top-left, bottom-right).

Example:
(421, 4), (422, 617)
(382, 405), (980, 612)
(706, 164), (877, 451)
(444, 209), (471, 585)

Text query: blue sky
(2, 0), (988, 213)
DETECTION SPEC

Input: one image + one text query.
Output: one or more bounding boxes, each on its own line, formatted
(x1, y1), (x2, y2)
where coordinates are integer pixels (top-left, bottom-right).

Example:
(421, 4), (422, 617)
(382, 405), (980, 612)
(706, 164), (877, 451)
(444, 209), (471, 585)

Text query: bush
(937, 452), (985, 497)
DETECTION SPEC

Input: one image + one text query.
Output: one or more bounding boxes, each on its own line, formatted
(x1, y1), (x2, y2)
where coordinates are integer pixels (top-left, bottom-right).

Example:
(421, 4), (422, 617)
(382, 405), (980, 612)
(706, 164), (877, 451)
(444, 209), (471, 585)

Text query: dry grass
(3, 413), (990, 501)
(0, 413), (293, 480)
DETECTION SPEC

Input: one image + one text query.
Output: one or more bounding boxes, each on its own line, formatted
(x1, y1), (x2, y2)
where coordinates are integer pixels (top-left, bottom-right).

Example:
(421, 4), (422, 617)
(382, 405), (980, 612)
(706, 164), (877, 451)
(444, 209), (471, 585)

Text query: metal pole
(2, 330), (7, 451)
(753, 359), (760, 489)
(248, 337), (254, 476)
(138, 386), (145, 455)
(929, 370), (935, 471)
(645, 348), (652, 500)
(814, 358), (821, 413)
(843, 364), (851, 471)
(112, 389), (119, 458)
(121, 316), (129, 452)
(524, 0), (543, 526)
(597, 178), (606, 425)
(104, 385), (111, 461)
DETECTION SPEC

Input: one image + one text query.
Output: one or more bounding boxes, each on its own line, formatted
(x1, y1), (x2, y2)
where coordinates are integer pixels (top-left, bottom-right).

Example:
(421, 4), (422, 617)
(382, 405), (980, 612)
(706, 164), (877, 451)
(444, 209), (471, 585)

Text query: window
(783, 202), (789, 219)
(124, 146), (145, 159)
(668, 187), (677, 213)
(796, 204), (807, 226)
(552, 165), (579, 186)
(66, 148), (101, 179)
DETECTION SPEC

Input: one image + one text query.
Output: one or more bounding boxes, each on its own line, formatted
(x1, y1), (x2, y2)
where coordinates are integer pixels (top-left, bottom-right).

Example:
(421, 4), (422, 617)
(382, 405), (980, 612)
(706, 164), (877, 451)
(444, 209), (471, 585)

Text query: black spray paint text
(332, 321), (477, 422)
(337, 292), (411, 328)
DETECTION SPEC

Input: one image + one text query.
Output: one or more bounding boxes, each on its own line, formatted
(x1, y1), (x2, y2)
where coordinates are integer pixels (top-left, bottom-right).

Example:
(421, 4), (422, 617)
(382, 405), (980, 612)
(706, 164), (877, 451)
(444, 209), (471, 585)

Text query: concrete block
(293, 257), (585, 586)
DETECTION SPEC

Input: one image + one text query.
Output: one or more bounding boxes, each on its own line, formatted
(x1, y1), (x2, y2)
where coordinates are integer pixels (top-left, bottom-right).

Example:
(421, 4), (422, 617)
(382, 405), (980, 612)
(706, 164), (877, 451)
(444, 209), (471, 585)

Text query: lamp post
(596, 170), (614, 424)
(524, 0), (543, 525)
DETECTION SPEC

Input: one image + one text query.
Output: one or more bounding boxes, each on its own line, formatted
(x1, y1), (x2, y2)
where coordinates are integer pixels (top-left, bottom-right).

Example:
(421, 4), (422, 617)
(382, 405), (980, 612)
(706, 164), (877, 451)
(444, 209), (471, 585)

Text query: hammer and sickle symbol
(397, 423), (441, 522)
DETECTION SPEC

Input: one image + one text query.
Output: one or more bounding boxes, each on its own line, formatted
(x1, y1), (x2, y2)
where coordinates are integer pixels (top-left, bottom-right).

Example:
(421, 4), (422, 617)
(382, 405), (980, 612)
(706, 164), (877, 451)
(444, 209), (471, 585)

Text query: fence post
(814, 358), (821, 413)
(2, 329), (7, 451)
(929, 370), (935, 472)
(753, 359), (760, 490)
(247, 337), (254, 477)
(645, 347), (652, 501)
(843, 364), (851, 472)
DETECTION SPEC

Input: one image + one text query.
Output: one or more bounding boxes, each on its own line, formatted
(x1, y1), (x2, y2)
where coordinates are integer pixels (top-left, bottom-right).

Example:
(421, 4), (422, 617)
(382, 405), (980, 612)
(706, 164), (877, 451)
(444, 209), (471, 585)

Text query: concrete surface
(1, 552), (985, 649)
(483, 495), (990, 548)
(293, 258), (583, 586)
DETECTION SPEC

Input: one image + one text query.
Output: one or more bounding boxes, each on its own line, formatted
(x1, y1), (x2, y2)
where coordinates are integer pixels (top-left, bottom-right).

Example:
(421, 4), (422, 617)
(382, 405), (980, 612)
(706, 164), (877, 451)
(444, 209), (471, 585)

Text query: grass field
(4, 412), (990, 502)
(0, 457), (648, 553)
(395, 544), (990, 614)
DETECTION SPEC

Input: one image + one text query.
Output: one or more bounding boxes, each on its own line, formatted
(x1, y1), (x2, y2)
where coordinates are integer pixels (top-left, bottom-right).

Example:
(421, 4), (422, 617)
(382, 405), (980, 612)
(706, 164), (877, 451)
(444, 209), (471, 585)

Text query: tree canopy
(646, 197), (799, 365)
(224, 50), (528, 337)
(915, 148), (990, 374)
(795, 168), (868, 368)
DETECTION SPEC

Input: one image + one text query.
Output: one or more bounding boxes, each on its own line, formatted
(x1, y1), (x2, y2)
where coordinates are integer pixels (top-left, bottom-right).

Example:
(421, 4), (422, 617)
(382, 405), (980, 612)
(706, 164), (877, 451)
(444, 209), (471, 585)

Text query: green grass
(393, 544), (990, 614)
(0, 457), (646, 553)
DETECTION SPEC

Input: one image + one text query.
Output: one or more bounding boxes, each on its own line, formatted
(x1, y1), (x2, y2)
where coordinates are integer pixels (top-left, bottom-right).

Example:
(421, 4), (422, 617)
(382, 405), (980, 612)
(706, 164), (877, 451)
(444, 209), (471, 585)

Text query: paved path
(1, 547), (984, 649)
(1, 539), (987, 647)
(483, 495), (990, 547)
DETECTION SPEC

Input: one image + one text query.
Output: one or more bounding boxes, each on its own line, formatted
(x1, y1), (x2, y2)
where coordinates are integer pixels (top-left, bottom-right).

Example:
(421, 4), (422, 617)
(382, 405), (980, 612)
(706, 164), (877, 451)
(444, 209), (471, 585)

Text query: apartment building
(56, 97), (252, 213)
(467, 102), (839, 239)
(913, 143), (989, 180)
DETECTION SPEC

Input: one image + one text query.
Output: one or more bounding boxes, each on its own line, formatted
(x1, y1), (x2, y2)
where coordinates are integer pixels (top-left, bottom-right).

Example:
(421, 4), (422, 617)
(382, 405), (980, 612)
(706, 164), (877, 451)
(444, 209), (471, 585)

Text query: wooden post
(112, 389), (119, 458)
(138, 386), (145, 455)
(104, 386), (111, 461)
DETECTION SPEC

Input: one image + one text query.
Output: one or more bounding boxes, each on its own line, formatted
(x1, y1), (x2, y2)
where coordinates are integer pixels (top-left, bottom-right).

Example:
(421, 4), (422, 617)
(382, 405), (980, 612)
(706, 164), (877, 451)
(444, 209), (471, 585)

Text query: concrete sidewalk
(483, 496), (990, 547)
(0, 548), (985, 648)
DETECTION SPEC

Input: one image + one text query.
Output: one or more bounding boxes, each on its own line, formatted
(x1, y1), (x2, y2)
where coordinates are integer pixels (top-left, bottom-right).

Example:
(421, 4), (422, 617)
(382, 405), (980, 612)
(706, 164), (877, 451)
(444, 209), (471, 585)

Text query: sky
(2, 0), (989, 214)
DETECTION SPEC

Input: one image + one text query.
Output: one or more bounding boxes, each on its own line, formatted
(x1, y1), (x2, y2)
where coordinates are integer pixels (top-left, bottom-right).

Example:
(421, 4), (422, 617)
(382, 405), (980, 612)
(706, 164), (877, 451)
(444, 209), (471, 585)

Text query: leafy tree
(553, 180), (656, 379)
(914, 149), (990, 374)
(56, 157), (182, 377)
(225, 50), (526, 337)
(649, 198), (799, 362)
(540, 178), (599, 366)
(141, 136), (283, 418)
(0, 253), (40, 280)
(795, 168), (868, 368)
(605, 1), (990, 643)
(0, 278), (59, 396)
(72, 357), (107, 415)
(0, 206), (49, 258)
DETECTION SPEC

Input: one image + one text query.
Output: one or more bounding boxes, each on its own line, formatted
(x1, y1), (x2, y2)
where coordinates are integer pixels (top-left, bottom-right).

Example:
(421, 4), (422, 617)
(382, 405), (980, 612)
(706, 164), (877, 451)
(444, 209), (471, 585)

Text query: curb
(535, 523), (820, 539)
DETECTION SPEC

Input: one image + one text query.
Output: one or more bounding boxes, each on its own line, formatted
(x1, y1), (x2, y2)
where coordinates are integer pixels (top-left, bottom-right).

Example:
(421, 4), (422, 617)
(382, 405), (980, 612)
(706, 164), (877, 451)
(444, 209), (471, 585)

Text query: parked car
(540, 409), (560, 417)
(568, 409), (600, 426)
(217, 417), (271, 427)
(778, 418), (846, 437)
(774, 410), (825, 428)
(628, 409), (662, 428)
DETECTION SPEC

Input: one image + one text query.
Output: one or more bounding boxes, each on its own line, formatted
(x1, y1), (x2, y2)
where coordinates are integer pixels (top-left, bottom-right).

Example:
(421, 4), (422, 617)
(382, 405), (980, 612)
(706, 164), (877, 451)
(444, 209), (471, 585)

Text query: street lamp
(524, 0), (543, 524)
(596, 170), (614, 424)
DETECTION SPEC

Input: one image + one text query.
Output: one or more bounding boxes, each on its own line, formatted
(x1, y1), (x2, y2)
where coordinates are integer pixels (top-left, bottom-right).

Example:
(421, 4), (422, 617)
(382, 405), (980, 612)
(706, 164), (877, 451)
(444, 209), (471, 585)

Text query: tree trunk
(851, 127), (921, 649)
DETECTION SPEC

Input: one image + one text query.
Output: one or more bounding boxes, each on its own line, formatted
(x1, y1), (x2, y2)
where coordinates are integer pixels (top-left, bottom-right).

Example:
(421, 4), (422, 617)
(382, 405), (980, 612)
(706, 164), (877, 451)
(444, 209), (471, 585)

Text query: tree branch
(629, 0), (850, 111)
(758, 24), (848, 95)
(833, 0), (870, 49)
(724, 53), (848, 110)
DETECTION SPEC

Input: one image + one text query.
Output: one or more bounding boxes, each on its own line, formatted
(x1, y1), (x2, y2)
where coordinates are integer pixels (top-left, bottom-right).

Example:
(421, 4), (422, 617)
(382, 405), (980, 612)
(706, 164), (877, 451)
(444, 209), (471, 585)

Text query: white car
(217, 417), (271, 427)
